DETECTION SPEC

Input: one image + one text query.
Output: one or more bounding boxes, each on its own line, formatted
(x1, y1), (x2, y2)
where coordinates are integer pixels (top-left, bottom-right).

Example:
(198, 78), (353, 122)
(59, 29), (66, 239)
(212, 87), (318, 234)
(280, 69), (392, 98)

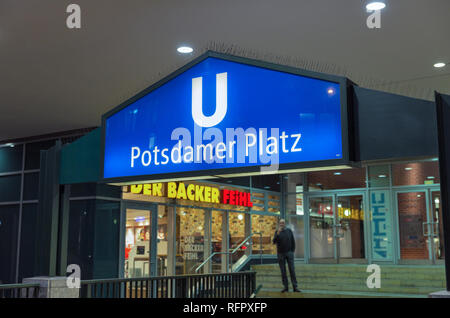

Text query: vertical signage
(370, 190), (393, 261)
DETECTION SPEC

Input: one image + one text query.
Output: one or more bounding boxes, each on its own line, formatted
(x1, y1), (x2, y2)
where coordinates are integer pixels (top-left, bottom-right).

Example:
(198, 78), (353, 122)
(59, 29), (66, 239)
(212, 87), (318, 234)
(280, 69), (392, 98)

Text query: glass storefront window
(285, 192), (304, 216)
(229, 212), (246, 265)
(307, 167), (366, 191)
(23, 172), (39, 201)
(284, 173), (303, 193)
(251, 214), (277, 255)
(176, 208), (205, 275)
(157, 205), (170, 276)
(309, 197), (334, 258)
(287, 216), (305, 258)
(25, 139), (56, 170)
(251, 175), (281, 192)
(368, 165), (390, 188)
(392, 161), (440, 186)
(0, 144), (23, 173)
(125, 208), (152, 278)
(0, 205), (19, 284)
(19, 203), (37, 281)
(211, 210), (226, 273)
(0, 174), (21, 202)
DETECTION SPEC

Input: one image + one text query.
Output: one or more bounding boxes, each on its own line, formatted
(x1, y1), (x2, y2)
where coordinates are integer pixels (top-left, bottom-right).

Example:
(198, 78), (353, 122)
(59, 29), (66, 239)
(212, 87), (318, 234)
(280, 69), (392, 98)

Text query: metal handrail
(250, 284), (263, 298)
(195, 232), (263, 273)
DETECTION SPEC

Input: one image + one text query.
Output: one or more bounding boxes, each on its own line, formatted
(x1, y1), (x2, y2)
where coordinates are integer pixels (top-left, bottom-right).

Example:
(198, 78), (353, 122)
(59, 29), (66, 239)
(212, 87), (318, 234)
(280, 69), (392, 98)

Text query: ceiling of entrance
(1, 0), (449, 141)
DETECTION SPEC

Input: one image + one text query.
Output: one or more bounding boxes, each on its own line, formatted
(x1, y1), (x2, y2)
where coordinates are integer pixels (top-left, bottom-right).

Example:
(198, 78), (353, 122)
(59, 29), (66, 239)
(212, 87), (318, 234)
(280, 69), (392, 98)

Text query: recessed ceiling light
(177, 46), (193, 54)
(366, 2), (386, 11)
(334, 172), (342, 175)
(427, 176), (435, 179)
(434, 62), (446, 68)
(378, 174), (387, 178)
(404, 167), (413, 171)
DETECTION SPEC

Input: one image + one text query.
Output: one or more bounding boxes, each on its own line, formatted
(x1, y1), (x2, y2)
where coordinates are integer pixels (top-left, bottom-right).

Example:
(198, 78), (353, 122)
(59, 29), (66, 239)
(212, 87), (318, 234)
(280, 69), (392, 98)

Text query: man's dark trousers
(278, 251), (297, 290)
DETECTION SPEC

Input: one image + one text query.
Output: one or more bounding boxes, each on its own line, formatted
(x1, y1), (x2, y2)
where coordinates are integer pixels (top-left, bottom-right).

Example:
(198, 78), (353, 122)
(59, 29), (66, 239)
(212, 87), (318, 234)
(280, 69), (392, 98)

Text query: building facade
(0, 52), (447, 284)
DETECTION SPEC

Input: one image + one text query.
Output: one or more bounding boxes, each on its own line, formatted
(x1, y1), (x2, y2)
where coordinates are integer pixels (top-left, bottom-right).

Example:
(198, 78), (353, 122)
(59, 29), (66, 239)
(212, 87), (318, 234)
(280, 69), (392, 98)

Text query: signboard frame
(100, 51), (352, 184)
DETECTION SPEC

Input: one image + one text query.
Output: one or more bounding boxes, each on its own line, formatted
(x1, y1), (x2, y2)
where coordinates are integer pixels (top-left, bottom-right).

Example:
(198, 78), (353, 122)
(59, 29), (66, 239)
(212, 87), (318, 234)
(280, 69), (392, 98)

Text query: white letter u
(192, 72), (227, 127)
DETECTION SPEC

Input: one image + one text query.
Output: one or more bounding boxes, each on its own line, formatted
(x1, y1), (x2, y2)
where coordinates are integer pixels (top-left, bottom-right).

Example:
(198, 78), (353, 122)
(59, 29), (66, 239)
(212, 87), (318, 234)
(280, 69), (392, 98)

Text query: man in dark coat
(273, 219), (300, 293)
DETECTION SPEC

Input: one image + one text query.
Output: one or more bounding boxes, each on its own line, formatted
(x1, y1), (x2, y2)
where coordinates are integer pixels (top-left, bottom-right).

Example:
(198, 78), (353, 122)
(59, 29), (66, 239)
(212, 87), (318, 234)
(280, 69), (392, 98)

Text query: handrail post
(259, 232), (263, 265)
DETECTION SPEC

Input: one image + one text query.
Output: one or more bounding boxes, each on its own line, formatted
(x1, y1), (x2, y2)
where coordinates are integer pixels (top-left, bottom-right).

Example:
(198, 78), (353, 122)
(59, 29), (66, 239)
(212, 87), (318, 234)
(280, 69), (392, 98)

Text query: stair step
(257, 281), (443, 294)
(252, 264), (446, 296)
(256, 277), (445, 288)
(256, 273), (445, 287)
(256, 288), (428, 298)
(256, 272), (445, 280)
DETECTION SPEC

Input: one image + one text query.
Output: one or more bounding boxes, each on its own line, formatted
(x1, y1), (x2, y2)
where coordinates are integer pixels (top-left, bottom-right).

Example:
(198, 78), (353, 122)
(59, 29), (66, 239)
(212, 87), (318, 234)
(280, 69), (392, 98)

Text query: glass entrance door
(336, 194), (366, 261)
(396, 191), (431, 262)
(430, 191), (445, 262)
(309, 196), (335, 261)
(308, 193), (366, 263)
(123, 203), (157, 278)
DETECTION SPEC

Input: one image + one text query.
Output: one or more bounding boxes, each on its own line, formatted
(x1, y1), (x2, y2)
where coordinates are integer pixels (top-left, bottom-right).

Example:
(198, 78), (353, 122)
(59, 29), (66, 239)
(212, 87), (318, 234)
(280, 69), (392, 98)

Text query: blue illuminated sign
(102, 53), (348, 181)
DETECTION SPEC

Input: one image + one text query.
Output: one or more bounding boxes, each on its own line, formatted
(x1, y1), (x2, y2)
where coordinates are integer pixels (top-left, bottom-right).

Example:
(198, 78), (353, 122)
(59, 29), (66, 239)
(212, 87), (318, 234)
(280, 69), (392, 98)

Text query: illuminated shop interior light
(434, 62), (446, 68)
(238, 214), (244, 220)
(334, 172), (342, 175)
(404, 167), (413, 171)
(427, 176), (435, 179)
(378, 174), (387, 178)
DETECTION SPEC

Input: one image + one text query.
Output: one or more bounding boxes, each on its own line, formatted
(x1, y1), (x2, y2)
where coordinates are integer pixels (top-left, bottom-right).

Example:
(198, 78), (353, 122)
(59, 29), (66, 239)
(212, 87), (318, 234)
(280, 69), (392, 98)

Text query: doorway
(395, 189), (444, 264)
(308, 192), (367, 263)
(122, 203), (158, 278)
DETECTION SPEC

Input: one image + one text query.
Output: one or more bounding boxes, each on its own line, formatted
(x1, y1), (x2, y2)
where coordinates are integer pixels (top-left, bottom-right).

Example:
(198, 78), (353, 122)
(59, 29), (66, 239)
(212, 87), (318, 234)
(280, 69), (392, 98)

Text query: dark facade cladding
(353, 87), (438, 161)
(0, 54), (448, 284)
(0, 129), (95, 284)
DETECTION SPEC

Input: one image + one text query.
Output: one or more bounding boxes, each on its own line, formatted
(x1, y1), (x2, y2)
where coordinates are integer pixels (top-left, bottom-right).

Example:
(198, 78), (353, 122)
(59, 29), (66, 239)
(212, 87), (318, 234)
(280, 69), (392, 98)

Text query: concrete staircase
(251, 263), (446, 298)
